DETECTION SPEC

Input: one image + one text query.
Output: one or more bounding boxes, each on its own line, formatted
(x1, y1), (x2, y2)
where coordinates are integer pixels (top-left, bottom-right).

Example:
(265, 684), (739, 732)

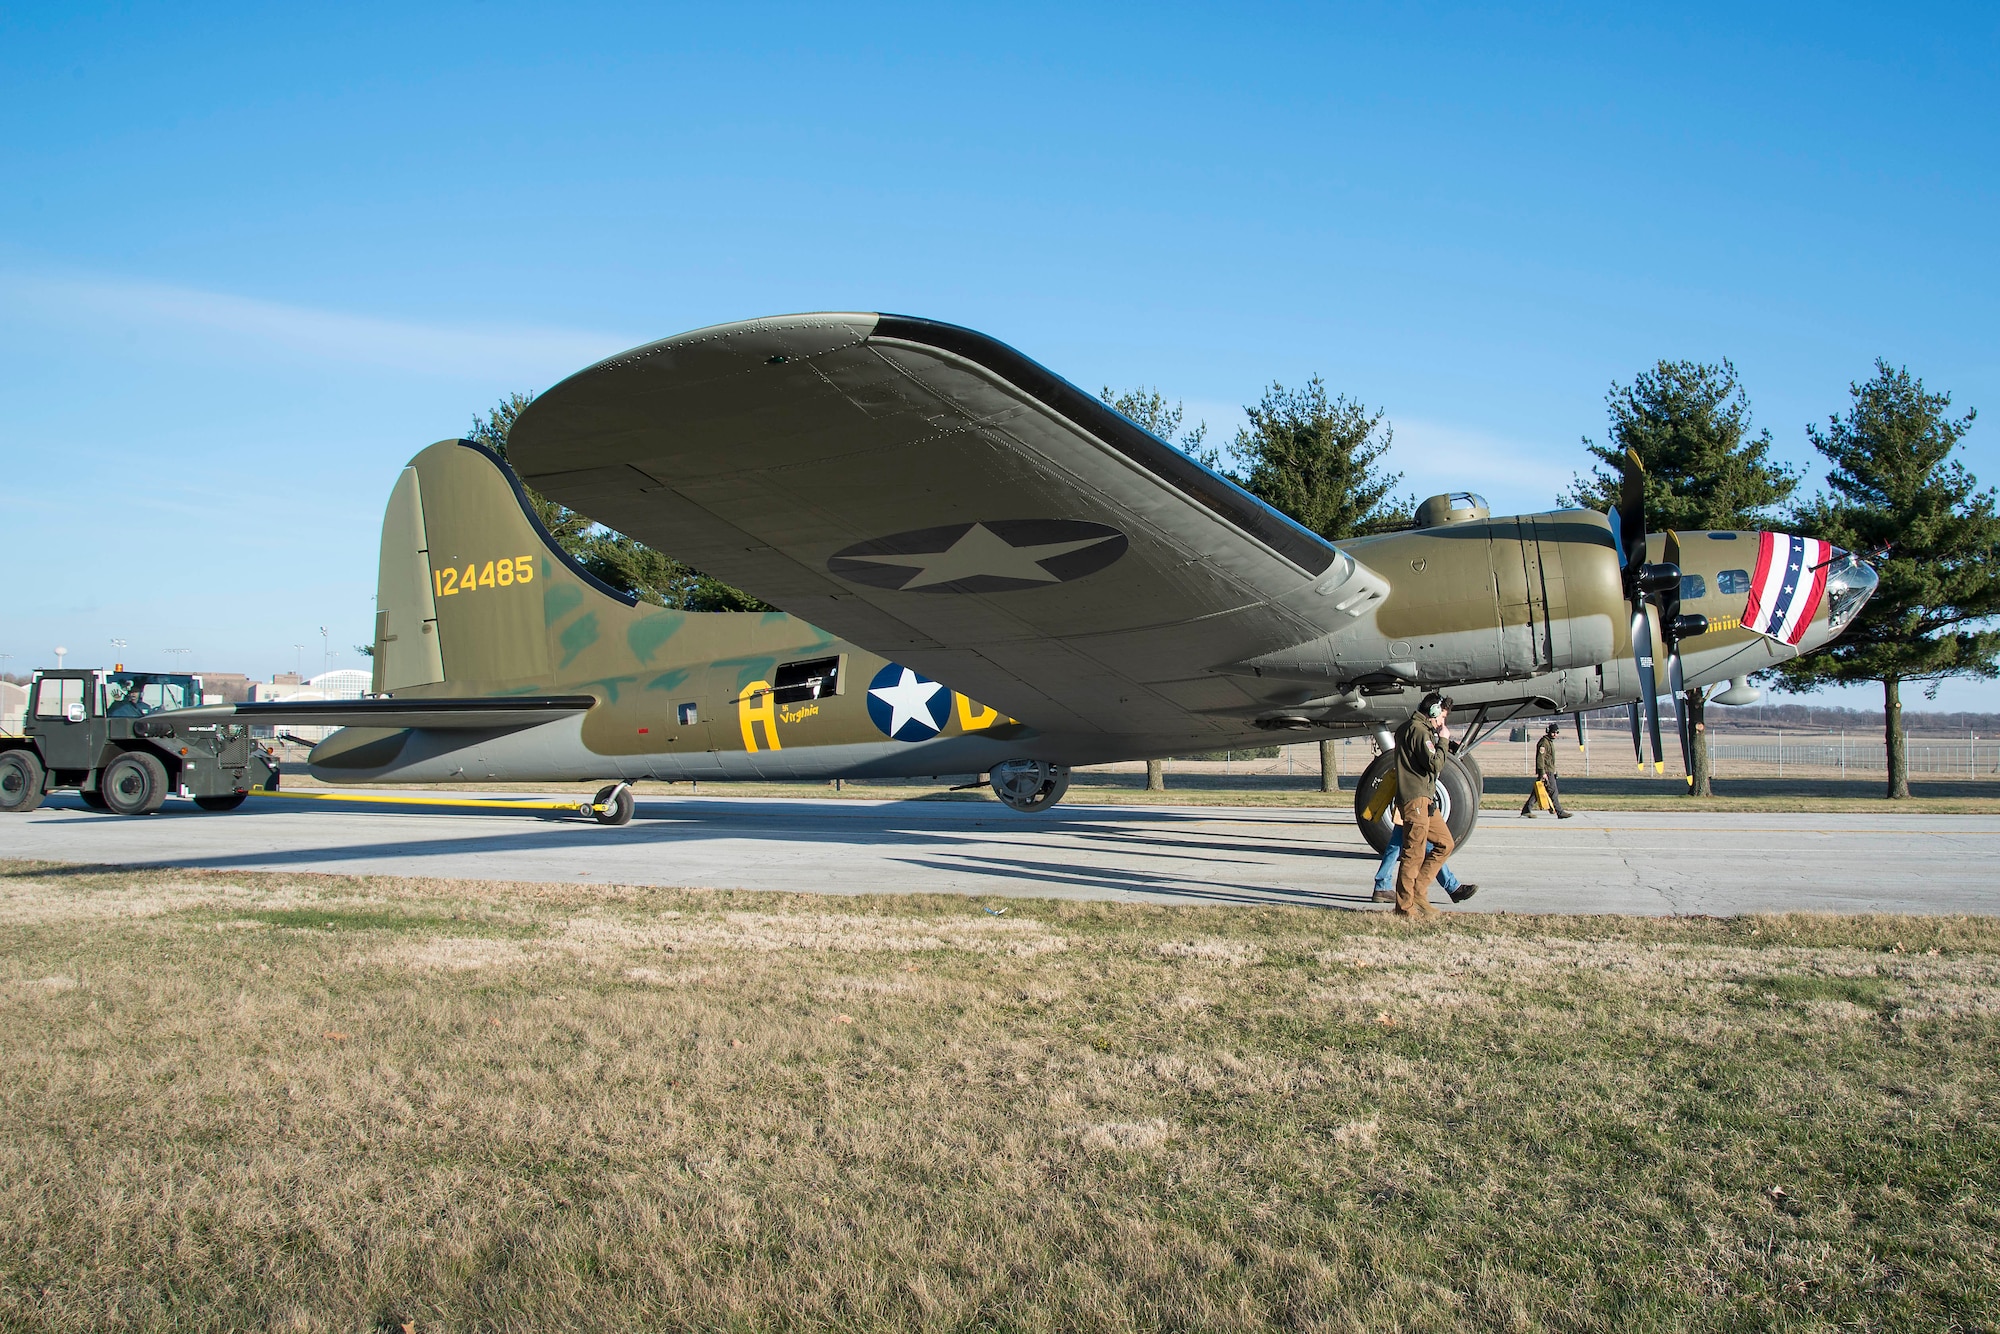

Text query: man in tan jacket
(1393, 692), (1455, 920)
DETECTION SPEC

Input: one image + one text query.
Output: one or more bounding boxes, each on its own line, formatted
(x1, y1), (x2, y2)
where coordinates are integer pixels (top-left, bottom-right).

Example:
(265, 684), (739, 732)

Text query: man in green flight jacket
(1392, 692), (1455, 920)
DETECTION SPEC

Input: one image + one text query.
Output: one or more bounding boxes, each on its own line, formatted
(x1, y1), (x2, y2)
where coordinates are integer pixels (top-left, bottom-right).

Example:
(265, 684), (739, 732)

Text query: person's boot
(1371, 889), (1396, 903)
(1520, 807), (1538, 818)
(1447, 883), (1478, 903)
(1556, 811), (1574, 819)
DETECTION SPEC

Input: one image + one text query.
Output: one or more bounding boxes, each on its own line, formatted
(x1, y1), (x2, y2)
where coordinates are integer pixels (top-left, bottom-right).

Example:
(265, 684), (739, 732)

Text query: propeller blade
(1632, 606), (1666, 775)
(1627, 702), (1643, 769)
(1668, 647), (1693, 789)
(1617, 448), (1648, 574)
(1573, 711), (1586, 751)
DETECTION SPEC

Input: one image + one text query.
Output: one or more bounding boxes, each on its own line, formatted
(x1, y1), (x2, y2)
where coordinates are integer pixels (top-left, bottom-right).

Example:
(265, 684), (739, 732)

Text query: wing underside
(508, 314), (1386, 735)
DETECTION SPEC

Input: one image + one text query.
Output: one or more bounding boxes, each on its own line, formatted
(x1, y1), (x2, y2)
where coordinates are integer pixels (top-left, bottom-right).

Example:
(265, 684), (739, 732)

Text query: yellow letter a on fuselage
(739, 680), (781, 752)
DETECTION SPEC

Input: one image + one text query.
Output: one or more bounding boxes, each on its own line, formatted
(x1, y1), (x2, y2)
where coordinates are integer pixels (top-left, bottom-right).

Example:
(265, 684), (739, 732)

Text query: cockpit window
(1717, 569), (1752, 595)
(105, 673), (197, 716)
(1679, 574), (1706, 601)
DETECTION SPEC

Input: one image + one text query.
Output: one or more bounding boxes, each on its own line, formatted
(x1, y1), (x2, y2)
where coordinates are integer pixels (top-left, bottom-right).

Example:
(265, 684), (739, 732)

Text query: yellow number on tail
(437, 566), (458, 596)
(478, 561), (496, 588)
(515, 555), (534, 584)
(496, 558), (513, 587)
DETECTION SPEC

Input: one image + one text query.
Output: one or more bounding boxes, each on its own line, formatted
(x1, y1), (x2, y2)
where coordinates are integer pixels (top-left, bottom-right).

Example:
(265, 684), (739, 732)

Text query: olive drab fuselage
(308, 439), (1856, 786)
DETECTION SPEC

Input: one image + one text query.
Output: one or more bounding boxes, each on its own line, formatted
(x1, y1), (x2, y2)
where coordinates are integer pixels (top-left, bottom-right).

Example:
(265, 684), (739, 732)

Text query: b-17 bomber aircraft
(162, 314), (1877, 849)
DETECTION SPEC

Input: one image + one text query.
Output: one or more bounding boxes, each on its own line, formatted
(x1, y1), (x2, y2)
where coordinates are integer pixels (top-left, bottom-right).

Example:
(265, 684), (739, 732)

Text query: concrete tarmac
(2, 789), (1995, 915)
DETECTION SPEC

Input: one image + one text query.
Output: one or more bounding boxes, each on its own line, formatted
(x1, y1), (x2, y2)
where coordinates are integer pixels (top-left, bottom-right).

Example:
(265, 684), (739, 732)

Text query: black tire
(80, 790), (110, 811)
(1353, 750), (1482, 855)
(194, 793), (249, 812)
(990, 760), (1070, 813)
(592, 783), (634, 826)
(0, 750), (46, 814)
(101, 752), (170, 816)
(1451, 745), (1484, 797)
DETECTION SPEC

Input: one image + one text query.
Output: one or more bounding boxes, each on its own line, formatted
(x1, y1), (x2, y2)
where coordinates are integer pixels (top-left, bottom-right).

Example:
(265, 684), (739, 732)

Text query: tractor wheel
(101, 753), (170, 816)
(0, 751), (46, 814)
(1352, 751), (1482, 855)
(79, 790), (110, 811)
(194, 793), (249, 812)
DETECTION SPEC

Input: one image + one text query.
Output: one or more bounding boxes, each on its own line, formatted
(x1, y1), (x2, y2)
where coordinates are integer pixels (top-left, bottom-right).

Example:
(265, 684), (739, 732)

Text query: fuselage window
(1717, 569), (1752, 595)
(676, 702), (698, 726)
(1679, 574), (1707, 601)
(772, 656), (841, 705)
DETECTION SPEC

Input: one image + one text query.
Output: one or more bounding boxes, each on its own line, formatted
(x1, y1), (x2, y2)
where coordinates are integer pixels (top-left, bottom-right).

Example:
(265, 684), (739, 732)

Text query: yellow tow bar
(246, 789), (608, 816)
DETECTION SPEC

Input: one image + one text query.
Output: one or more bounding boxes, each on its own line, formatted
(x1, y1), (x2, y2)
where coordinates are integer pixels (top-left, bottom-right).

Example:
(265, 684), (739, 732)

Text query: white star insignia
(844, 523), (1116, 589)
(868, 668), (946, 736)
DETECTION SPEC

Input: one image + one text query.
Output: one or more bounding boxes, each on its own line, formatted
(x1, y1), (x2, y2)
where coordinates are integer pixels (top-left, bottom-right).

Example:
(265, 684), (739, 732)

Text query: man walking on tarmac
(1520, 722), (1574, 819)
(1393, 692), (1456, 920)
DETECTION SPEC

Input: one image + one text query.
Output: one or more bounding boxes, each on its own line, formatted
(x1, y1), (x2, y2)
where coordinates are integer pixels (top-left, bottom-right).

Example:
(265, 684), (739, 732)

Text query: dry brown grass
(1, 858), (1996, 1332)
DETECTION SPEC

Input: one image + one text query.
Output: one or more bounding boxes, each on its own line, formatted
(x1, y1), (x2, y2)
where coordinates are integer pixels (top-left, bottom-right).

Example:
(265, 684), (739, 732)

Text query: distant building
(249, 668), (371, 742)
(0, 681), (25, 737)
(194, 672), (253, 704)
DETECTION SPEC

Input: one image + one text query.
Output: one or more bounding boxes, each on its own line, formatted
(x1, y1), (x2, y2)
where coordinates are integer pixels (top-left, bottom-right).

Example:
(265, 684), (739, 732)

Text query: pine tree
(1773, 361), (1998, 798)
(1567, 360), (1799, 794)
(1100, 386), (1217, 469)
(1233, 377), (1409, 539)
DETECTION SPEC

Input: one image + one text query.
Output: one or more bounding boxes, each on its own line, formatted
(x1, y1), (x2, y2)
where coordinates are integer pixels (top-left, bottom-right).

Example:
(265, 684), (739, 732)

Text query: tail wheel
(101, 752), (170, 816)
(194, 793), (249, 812)
(0, 751), (46, 814)
(990, 760), (1070, 813)
(1352, 751), (1482, 855)
(593, 783), (635, 826)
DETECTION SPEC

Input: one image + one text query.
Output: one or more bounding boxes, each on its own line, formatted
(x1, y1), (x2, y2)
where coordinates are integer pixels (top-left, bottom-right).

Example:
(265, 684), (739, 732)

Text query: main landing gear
(1351, 750), (1483, 855)
(990, 760), (1071, 813)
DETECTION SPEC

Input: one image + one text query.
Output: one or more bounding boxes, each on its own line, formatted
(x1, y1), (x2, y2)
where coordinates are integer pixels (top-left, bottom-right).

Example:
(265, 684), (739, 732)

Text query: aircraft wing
(149, 696), (597, 731)
(507, 314), (1388, 736)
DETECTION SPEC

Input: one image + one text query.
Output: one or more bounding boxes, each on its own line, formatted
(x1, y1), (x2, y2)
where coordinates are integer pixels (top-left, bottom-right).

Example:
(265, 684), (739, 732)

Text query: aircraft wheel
(593, 783), (634, 826)
(194, 793), (249, 812)
(1353, 751), (1481, 855)
(990, 760), (1070, 813)
(0, 751), (46, 814)
(101, 752), (169, 816)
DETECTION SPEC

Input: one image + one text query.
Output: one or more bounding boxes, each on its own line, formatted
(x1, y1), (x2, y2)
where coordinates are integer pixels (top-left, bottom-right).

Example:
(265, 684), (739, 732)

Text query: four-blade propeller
(1608, 450), (1708, 781)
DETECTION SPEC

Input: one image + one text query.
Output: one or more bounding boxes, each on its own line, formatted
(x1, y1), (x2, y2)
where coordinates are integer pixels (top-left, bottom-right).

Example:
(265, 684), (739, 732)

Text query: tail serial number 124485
(435, 556), (535, 598)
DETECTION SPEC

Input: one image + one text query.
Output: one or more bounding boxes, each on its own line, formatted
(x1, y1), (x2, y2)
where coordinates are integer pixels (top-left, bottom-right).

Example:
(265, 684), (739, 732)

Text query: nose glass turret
(1824, 550), (1878, 635)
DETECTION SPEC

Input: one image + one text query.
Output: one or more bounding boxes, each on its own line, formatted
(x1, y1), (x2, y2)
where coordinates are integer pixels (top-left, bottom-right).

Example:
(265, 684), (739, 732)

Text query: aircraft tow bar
(243, 787), (630, 823)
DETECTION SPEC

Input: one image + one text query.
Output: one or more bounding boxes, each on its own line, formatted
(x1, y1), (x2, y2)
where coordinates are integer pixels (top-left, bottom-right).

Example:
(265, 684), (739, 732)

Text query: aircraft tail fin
(372, 440), (638, 692)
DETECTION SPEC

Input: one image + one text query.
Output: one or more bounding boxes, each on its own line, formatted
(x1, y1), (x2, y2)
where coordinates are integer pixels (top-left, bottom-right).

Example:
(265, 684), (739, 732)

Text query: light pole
(293, 644), (305, 679)
(166, 649), (192, 671)
(319, 626), (329, 679)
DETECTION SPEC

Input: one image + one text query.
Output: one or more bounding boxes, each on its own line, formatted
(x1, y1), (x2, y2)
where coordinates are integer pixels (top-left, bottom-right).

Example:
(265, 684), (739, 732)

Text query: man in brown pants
(1393, 692), (1455, 920)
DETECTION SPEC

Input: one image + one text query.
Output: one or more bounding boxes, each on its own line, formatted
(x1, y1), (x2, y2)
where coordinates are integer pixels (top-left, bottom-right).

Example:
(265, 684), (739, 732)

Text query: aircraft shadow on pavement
(26, 794), (1379, 903)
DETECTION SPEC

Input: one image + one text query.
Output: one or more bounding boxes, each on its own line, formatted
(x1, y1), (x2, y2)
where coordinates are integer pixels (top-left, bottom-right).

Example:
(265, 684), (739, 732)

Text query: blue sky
(4, 2), (1995, 709)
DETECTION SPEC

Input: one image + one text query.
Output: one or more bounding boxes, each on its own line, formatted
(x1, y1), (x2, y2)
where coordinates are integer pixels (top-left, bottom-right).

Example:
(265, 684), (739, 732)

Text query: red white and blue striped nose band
(1742, 532), (1831, 646)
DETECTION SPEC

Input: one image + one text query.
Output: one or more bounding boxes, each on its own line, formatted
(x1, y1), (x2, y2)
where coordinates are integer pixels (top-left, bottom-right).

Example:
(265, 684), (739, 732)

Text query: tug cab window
(1717, 569), (1752, 595)
(34, 677), (84, 719)
(772, 656), (841, 705)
